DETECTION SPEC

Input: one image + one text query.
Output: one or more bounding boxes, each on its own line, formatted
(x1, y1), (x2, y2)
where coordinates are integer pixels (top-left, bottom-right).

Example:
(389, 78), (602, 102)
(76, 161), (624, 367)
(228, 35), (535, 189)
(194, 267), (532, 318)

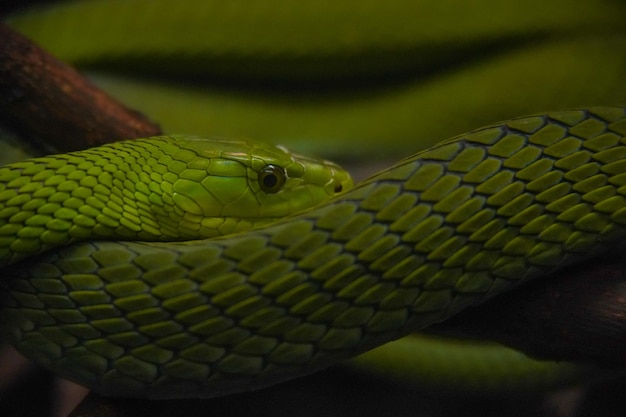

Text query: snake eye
(259, 165), (286, 193)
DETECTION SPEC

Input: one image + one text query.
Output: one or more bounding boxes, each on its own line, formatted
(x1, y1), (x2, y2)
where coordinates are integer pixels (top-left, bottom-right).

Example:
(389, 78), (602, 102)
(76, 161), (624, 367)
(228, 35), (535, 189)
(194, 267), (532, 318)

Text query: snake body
(8, 0), (626, 79)
(2, 108), (626, 398)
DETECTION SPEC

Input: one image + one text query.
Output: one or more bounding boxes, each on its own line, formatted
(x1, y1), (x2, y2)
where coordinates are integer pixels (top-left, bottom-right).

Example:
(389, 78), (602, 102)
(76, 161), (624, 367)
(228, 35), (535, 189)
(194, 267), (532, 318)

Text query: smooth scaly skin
(348, 333), (603, 396)
(2, 108), (626, 398)
(0, 135), (351, 267)
(8, 0), (626, 79)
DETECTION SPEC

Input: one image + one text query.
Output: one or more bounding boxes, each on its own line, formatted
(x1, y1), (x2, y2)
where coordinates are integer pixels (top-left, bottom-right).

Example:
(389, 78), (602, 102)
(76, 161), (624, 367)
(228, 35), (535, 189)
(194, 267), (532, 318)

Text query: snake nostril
(334, 182), (343, 193)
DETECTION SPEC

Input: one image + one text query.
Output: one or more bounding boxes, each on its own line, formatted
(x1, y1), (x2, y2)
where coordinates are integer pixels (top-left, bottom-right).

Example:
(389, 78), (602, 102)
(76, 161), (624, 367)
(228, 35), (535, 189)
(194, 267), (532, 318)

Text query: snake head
(162, 136), (353, 237)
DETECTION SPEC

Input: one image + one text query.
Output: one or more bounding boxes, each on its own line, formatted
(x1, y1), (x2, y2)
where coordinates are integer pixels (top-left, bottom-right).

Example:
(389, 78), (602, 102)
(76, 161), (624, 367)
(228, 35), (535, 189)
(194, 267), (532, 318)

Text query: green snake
(2, 107), (626, 398)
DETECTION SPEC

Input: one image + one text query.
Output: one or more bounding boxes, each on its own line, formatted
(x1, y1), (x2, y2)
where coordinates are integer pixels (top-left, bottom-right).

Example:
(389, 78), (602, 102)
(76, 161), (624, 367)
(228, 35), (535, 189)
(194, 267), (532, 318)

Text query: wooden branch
(436, 255), (626, 366)
(0, 23), (161, 152)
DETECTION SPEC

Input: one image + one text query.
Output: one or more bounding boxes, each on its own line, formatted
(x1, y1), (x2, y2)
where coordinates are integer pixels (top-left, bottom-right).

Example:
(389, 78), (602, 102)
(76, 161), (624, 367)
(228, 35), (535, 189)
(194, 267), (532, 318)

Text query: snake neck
(0, 138), (274, 267)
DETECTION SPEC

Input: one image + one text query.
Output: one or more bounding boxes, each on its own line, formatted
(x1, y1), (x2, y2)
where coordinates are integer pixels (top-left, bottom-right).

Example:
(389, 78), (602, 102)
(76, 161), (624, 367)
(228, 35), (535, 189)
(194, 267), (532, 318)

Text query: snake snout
(327, 169), (353, 196)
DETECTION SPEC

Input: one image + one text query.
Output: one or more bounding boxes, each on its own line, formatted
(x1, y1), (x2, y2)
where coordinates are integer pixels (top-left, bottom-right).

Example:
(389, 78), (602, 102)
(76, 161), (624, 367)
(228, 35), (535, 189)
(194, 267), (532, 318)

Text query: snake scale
(1, 107), (625, 398)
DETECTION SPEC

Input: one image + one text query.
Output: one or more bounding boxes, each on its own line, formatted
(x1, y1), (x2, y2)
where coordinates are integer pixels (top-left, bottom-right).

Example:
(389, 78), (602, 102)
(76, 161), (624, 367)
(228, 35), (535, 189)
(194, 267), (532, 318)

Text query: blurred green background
(4, 0), (626, 166)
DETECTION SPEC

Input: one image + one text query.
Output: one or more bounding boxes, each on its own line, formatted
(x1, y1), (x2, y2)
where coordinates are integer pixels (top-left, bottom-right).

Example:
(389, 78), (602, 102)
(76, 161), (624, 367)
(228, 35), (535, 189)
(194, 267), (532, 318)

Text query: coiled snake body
(2, 108), (626, 398)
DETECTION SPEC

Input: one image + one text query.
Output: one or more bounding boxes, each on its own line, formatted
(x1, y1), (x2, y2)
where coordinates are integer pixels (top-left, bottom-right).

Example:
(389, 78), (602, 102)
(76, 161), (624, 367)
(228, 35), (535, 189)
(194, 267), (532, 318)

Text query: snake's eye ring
(259, 165), (286, 193)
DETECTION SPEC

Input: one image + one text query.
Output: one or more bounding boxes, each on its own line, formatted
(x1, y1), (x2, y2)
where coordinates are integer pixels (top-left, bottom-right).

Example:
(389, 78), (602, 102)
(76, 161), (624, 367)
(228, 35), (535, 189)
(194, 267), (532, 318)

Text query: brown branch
(0, 22), (161, 152)
(435, 255), (626, 366)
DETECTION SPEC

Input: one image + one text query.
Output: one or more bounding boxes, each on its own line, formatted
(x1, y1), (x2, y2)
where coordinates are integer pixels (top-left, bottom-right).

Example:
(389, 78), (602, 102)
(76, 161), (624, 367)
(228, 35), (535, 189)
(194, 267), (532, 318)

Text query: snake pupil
(263, 174), (278, 188)
(259, 165), (286, 193)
